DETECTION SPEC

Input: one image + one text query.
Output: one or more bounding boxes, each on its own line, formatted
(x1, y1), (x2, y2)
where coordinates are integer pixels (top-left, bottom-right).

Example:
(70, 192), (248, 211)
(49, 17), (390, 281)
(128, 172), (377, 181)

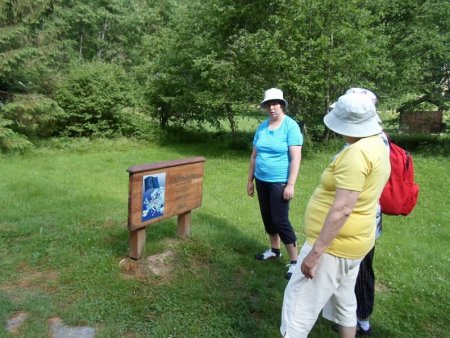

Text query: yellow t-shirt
(305, 135), (390, 259)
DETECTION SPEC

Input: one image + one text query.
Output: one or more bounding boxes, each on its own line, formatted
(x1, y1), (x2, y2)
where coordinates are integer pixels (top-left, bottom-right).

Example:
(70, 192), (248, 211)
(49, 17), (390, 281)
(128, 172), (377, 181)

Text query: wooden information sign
(127, 156), (206, 259)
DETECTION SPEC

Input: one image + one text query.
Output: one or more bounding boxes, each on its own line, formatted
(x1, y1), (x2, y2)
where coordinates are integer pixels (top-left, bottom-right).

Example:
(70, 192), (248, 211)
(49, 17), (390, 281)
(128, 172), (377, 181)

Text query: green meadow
(0, 137), (448, 337)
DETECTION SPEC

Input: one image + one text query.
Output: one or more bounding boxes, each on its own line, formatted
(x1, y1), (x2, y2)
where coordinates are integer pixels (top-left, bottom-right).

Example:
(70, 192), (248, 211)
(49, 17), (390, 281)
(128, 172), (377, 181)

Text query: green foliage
(0, 0), (66, 94)
(388, 133), (450, 156)
(1, 0), (449, 143)
(1, 94), (65, 138)
(0, 117), (33, 153)
(141, 0), (396, 140)
(114, 107), (156, 139)
(378, 0), (450, 110)
(54, 61), (140, 137)
(0, 0), (161, 96)
(140, 1), (206, 128)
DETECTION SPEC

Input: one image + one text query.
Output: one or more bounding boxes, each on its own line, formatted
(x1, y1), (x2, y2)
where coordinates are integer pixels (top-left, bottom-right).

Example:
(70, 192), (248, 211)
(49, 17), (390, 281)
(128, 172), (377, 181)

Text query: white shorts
(280, 242), (361, 338)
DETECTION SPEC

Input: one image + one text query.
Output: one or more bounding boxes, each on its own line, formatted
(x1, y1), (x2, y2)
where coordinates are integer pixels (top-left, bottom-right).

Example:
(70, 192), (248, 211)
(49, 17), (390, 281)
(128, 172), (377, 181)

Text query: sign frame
(127, 156), (206, 259)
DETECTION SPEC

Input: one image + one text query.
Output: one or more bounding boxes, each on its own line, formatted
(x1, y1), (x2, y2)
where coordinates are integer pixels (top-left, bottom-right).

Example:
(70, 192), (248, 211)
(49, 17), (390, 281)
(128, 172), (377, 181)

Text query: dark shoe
(255, 249), (282, 261)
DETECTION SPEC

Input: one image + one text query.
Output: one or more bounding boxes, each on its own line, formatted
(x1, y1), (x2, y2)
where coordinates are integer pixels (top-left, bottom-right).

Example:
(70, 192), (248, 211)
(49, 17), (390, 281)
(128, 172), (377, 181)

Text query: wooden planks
(127, 157), (206, 259)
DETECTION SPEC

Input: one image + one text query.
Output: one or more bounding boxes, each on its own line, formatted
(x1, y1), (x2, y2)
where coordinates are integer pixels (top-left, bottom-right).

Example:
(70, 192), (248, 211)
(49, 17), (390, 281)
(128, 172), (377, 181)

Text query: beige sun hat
(324, 93), (382, 137)
(260, 88), (288, 108)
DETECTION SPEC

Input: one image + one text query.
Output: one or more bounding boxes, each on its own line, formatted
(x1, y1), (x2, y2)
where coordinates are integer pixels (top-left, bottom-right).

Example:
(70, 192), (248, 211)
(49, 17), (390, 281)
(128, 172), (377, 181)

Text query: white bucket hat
(345, 87), (377, 103)
(260, 88), (288, 108)
(324, 93), (382, 137)
(345, 88), (382, 123)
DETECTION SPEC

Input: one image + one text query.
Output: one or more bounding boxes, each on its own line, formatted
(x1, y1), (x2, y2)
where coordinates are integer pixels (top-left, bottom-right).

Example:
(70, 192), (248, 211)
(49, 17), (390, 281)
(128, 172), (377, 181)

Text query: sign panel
(142, 173), (166, 222)
(128, 157), (205, 231)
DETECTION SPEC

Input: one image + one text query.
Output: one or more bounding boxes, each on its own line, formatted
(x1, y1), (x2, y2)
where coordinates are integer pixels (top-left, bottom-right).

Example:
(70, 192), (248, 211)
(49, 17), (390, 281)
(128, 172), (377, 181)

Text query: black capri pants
(255, 178), (297, 245)
(355, 245), (376, 319)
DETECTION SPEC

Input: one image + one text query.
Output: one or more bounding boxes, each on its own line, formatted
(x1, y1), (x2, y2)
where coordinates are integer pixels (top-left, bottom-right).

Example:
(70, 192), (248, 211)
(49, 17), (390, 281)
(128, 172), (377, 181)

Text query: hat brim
(260, 99), (288, 109)
(324, 110), (382, 137)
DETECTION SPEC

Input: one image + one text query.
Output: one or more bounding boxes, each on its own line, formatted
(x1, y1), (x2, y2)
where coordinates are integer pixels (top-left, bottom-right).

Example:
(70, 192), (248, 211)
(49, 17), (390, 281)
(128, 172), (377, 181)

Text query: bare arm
(247, 148), (257, 197)
(283, 145), (302, 200)
(301, 188), (360, 278)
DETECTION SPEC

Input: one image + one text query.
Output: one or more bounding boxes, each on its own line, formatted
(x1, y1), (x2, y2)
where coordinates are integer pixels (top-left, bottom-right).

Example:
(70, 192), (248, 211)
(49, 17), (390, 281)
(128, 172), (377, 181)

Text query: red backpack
(380, 139), (419, 216)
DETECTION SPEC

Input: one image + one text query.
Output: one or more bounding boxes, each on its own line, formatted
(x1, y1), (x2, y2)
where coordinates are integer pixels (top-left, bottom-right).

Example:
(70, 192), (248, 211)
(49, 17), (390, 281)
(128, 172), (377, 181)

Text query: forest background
(1, 0), (449, 152)
(1, 1), (450, 337)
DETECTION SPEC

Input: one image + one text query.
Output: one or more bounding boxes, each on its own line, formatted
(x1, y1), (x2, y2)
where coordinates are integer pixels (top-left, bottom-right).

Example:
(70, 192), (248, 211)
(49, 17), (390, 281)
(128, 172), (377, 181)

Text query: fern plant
(0, 117), (33, 153)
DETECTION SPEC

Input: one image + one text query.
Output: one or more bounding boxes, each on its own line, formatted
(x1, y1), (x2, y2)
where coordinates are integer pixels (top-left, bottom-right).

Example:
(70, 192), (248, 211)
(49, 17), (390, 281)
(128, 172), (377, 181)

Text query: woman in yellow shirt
(280, 93), (390, 338)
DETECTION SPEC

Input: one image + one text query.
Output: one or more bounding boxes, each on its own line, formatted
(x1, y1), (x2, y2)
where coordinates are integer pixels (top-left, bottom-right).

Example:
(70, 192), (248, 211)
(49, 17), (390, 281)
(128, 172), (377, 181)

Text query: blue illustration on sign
(142, 173), (166, 222)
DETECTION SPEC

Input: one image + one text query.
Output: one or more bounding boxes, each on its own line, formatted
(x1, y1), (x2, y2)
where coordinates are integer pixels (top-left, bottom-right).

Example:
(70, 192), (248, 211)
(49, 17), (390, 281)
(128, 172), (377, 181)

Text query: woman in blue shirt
(247, 88), (303, 280)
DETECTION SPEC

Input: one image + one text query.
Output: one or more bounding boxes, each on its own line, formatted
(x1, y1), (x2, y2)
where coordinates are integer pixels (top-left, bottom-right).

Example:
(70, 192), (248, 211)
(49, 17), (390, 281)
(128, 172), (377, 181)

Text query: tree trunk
(225, 104), (238, 145)
(97, 18), (109, 58)
(79, 25), (84, 55)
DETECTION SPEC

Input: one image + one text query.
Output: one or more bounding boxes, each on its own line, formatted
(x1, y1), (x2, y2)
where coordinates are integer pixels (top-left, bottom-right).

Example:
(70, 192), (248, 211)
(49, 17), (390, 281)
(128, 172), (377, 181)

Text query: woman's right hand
(247, 181), (254, 197)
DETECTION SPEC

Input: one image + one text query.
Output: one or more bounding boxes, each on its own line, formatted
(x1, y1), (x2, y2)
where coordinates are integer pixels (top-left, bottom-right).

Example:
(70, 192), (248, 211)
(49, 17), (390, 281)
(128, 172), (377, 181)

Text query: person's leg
(255, 179), (281, 257)
(255, 179), (274, 235)
(283, 242), (298, 280)
(267, 183), (298, 278)
(285, 243), (298, 261)
(330, 248), (373, 336)
(322, 256), (361, 335)
(339, 325), (356, 338)
(269, 233), (281, 250)
(268, 183), (297, 262)
(355, 246), (376, 324)
(281, 243), (327, 337)
(281, 244), (349, 337)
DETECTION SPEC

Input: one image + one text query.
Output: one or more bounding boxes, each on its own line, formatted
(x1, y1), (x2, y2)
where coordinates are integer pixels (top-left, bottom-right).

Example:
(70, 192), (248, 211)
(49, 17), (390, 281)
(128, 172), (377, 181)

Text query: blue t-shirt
(253, 115), (303, 182)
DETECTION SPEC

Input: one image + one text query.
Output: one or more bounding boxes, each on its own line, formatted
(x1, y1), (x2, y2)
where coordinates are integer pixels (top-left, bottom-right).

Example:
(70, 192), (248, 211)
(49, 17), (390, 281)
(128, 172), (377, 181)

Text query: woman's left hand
(283, 184), (295, 200)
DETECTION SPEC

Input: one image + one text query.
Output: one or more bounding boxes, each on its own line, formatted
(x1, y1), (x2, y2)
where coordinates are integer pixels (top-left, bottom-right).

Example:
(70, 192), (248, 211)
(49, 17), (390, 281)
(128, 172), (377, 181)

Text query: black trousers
(355, 246), (376, 319)
(255, 178), (296, 245)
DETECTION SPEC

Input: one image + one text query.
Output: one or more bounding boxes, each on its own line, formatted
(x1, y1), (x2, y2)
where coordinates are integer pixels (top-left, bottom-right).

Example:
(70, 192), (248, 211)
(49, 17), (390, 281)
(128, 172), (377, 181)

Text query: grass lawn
(0, 137), (448, 337)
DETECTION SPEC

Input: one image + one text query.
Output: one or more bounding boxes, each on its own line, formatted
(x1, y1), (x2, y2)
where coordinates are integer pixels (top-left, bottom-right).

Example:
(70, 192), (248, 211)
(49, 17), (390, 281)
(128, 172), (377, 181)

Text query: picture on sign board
(142, 173), (166, 222)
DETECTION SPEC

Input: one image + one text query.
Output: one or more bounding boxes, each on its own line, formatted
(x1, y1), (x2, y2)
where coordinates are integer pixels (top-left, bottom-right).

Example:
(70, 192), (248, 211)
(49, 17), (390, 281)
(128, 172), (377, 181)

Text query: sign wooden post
(127, 157), (206, 260)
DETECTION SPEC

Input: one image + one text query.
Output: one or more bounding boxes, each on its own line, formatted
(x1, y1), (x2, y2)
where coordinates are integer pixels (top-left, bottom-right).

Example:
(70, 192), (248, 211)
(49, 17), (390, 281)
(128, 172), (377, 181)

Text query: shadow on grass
(155, 126), (450, 160)
(124, 209), (407, 337)
(154, 129), (252, 162)
(127, 211), (288, 337)
(128, 210), (361, 337)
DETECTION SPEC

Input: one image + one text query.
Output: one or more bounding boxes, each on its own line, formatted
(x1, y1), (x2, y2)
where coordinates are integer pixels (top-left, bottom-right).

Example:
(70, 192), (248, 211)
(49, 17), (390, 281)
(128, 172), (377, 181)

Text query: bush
(55, 62), (141, 137)
(1, 94), (65, 138)
(0, 118), (33, 153)
(388, 133), (450, 156)
(115, 107), (155, 139)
